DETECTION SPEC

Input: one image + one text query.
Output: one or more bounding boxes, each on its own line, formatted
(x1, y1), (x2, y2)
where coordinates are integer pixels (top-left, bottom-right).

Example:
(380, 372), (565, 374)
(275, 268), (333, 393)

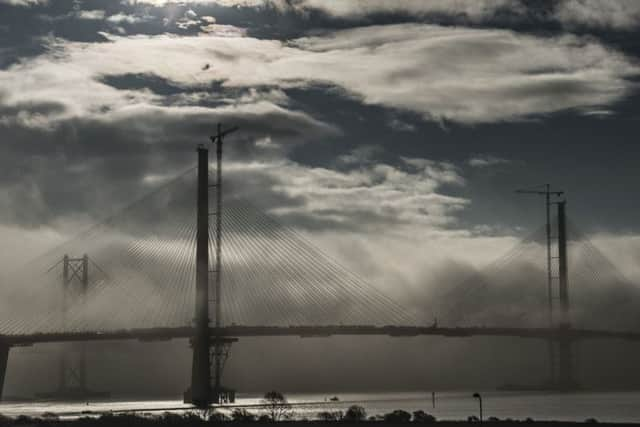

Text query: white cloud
(285, 0), (521, 21)
(120, 0), (270, 6)
(468, 155), (510, 168)
(176, 8), (200, 29)
(555, 0), (640, 30)
(122, 0), (521, 21)
(106, 13), (153, 24)
(288, 25), (638, 123)
(0, 32), (339, 144)
(293, 0), (640, 31)
(199, 23), (247, 36)
(2, 24), (636, 128)
(76, 9), (106, 20)
(0, 0), (46, 6)
(114, 0), (640, 31)
(227, 154), (467, 232)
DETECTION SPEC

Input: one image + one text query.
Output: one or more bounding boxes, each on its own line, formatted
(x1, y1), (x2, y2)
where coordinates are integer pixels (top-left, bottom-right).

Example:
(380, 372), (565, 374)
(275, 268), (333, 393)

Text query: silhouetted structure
(516, 185), (564, 386)
(0, 148), (637, 402)
(185, 125), (238, 407)
(554, 200), (577, 390)
(38, 255), (108, 400)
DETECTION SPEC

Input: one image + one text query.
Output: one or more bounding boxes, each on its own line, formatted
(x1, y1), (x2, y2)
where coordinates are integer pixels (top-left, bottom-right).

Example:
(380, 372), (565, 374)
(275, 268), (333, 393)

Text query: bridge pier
(0, 345), (9, 401)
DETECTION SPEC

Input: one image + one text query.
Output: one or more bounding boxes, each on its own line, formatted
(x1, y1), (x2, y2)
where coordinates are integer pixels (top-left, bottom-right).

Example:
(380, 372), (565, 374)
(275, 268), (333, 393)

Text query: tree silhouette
(384, 410), (411, 422)
(343, 405), (366, 422)
(412, 410), (436, 423)
(262, 390), (293, 421)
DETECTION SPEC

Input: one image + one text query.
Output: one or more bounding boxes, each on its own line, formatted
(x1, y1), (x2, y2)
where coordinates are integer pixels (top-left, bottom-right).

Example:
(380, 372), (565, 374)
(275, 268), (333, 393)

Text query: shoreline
(0, 416), (638, 427)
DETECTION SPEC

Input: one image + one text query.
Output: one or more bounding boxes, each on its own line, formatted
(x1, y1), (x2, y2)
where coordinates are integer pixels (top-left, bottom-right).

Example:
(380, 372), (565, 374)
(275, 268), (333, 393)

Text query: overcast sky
(2, 0), (640, 305)
(2, 0), (640, 394)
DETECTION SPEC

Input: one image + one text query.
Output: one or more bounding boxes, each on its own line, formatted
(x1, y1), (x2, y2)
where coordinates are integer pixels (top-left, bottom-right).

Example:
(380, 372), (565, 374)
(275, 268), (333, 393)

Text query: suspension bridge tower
(39, 255), (108, 399)
(517, 186), (577, 390)
(185, 124), (238, 408)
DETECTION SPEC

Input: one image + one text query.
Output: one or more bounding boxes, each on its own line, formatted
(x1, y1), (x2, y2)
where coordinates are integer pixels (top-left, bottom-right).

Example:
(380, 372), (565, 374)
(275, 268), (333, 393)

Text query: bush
(384, 410), (411, 423)
(412, 410), (436, 423)
(343, 405), (366, 422)
(585, 418), (599, 424)
(14, 415), (34, 425)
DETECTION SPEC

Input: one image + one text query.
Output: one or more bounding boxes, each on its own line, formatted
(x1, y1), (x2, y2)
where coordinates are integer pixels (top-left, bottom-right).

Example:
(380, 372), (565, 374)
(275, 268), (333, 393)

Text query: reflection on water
(1, 391), (640, 423)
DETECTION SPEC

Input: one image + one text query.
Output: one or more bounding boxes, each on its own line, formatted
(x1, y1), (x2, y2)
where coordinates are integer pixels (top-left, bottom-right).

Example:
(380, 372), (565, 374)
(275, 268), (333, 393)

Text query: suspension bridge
(0, 127), (639, 407)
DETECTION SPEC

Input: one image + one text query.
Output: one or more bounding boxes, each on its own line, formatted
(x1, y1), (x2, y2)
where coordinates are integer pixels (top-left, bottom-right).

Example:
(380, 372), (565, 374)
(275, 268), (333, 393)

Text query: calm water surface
(0, 391), (639, 423)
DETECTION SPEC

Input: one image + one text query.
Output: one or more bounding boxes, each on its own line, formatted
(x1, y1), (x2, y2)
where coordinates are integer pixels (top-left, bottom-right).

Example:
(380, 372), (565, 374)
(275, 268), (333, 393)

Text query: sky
(2, 0), (640, 396)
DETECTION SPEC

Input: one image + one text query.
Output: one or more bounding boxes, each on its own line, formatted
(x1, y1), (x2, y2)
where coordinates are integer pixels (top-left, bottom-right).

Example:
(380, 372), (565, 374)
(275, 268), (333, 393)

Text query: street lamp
(472, 392), (483, 422)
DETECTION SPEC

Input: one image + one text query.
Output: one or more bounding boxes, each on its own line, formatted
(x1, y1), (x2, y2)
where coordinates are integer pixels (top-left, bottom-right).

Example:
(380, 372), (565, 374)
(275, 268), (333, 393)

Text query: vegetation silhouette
(262, 391), (293, 421)
(343, 405), (367, 422)
(383, 410), (411, 423)
(0, 403), (611, 426)
(231, 409), (256, 422)
(412, 411), (436, 423)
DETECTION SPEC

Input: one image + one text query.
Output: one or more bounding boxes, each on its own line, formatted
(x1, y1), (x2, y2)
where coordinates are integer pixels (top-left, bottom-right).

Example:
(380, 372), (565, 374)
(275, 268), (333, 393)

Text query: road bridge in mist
(1, 128), (639, 407)
(4, 325), (640, 346)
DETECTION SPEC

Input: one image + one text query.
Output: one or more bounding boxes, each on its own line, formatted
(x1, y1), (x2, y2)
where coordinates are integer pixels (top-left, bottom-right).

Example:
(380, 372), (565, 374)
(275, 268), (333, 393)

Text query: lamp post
(472, 393), (483, 422)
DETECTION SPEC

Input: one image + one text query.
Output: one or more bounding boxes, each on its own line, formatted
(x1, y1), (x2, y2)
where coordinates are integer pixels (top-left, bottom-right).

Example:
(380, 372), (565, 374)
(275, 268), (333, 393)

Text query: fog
(2, 210), (640, 397)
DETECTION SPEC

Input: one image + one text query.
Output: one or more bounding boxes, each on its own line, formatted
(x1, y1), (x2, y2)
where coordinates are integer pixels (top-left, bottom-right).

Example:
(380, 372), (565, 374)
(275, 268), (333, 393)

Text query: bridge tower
(39, 255), (107, 399)
(555, 200), (576, 390)
(60, 254), (89, 396)
(186, 125), (238, 408)
(516, 185), (564, 385)
(188, 145), (212, 407)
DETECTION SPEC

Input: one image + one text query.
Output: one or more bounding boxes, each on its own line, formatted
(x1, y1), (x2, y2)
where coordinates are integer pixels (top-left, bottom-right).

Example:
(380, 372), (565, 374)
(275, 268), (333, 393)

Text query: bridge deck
(3, 325), (640, 346)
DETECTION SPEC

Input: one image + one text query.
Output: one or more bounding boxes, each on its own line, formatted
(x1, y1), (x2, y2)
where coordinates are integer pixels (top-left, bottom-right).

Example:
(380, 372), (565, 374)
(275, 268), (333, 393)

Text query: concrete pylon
(556, 200), (576, 390)
(189, 145), (212, 407)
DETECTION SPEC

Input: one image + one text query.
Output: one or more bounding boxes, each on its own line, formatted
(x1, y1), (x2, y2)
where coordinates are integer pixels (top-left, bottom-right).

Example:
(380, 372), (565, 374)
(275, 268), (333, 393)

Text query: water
(1, 391), (640, 423)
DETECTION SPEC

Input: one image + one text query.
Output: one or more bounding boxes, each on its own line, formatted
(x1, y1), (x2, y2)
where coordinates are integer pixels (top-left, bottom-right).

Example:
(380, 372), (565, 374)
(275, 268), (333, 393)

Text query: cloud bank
(1, 24), (637, 129)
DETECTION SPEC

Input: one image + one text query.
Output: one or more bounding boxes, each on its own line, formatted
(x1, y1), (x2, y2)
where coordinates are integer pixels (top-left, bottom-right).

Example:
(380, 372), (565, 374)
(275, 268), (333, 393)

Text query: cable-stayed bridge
(1, 133), (639, 406)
